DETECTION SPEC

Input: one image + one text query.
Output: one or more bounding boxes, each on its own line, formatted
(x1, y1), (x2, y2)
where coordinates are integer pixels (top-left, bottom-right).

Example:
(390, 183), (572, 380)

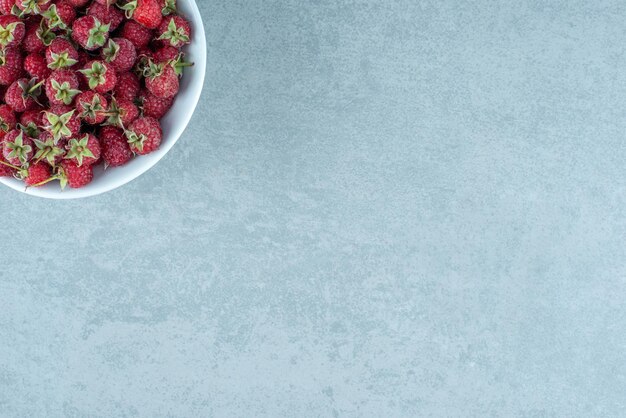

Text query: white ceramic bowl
(0, 0), (206, 199)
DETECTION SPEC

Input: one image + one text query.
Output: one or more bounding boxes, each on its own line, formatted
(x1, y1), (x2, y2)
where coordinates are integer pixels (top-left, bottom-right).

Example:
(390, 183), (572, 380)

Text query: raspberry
(144, 60), (178, 98)
(120, 20), (152, 50)
(41, 0), (76, 31)
(121, 0), (162, 29)
(87, 1), (123, 32)
(45, 38), (78, 69)
(3, 129), (34, 165)
(65, 0), (88, 6)
(157, 15), (190, 48)
(100, 125), (131, 167)
(45, 69), (79, 105)
(113, 71), (139, 101)
(0, 0), (15, 15)
(59, 159), (93, 188)
(71, 15), (109, 51)
(140, 88), (172, 119)
(126, 116), (161, 155)
(0, 47), (23, 86)
(0, 15), (25, 49)
(23, 160), (51, 186)
(101, 37), (136, 72)
(0, 155), (15, 176)
(20, 108), (42, 124)
(22, 18), (47, 53)
(75, 90), (107, 125)
(152, 45), (178, 63)
(65, 132), (100, 166)
(79, 60), (116, 93)
(5, 78), (42, 112)
(105, 97), (138, 127)
(0, 104), (17, 141)
(24, 52), (50, 80)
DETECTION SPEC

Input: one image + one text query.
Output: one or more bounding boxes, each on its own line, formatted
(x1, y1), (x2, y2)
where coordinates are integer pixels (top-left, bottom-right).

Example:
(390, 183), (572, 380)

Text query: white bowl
(0, 0), (206, 199)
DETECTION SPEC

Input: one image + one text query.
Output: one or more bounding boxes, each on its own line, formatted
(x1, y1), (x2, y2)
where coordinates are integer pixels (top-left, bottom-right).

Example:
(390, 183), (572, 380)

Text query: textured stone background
(2, 1), (626, 416)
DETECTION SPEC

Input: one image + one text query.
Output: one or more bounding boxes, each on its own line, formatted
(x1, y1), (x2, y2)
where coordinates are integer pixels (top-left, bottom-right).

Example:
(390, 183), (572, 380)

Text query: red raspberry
(105, 97), (138, 127)
(101, 38), (136, 72)
(65, 132), (100, 166)
(0, 155), (15, 176)
(140, 88), (172, 119)
(0, 104), (16, 141)
(41, 0), (76, 31)
(120, 21), (152, 50)
(79, 60), (116, 94)
(136, 46), (152, 60)
(45, 69), (80, 105)
(66, 0), (88, 6)
(152, 45), (178, 63)
(24, 53), (50, 81)
(0, 0), (15, 15)
(23, 161), (51, 186)
(19, 107), (43, 138)
(157, 15), (190, 48)
(145, 60), (178, 98)
(76, 49), (89, 68)
(113, 71), (140, 101)
(5, 78), (42, 112)
(71, 16), (109, 51)
(22, 18), (46, 53)
(123, 0), (162, 29)
(19, 107), (44, 128)
(0, 15), (25, 49)
(126, 116), (161, 155)
(45, 38), (78, 70)
(59, 160), (93, 188)
(0, 47), (23, 86)
(87, 1), (123, 32)
(33, 130), (65, 166)
(75, 90), (107, 125)
(100, 125), (131, 167)
(43, 104), (80, 141)
(3, 129), (34, 165)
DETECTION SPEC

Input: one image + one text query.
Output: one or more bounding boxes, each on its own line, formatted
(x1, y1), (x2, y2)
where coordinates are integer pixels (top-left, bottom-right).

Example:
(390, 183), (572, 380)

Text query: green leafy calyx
(102, 39), (120, 63)
(79, 62), (107, 90)
(86, 18), (110, 49)
(65, 134), (94, 166)
(125, 129), (146, 152)
(44, 109), (74, 140)
(79, 94), (105, 120)
(48, 51), (78, 70)
(157, 18), (189, 46)
(0, 21), (21, 47)
(51, 79), (80, 105)
(34, 136), (64, 166)
(6, 130), (32, 165)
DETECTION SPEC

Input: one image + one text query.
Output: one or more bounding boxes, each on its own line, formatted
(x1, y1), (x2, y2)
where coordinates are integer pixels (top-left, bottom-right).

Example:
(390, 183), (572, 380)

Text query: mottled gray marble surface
(2, 1), (626, 416)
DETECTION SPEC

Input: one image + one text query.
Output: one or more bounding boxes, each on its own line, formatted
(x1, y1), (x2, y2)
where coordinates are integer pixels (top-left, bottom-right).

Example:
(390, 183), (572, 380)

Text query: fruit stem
(0, 159), (20, 171)
(30, 174), (59, 188)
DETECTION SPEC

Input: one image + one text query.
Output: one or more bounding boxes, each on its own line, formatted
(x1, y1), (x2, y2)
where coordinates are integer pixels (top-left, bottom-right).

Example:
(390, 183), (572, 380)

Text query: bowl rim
(0, 0), (207, 200)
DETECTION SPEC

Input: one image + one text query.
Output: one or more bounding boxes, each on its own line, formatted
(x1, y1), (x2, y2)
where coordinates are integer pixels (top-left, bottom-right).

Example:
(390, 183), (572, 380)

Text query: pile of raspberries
(0, 0), (192, 189)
